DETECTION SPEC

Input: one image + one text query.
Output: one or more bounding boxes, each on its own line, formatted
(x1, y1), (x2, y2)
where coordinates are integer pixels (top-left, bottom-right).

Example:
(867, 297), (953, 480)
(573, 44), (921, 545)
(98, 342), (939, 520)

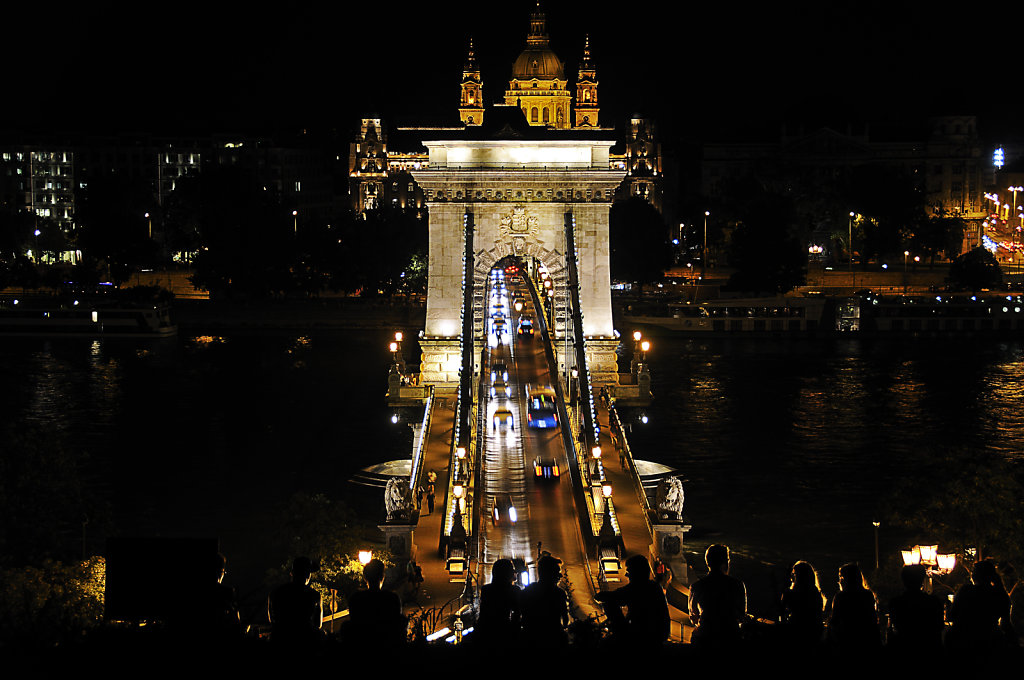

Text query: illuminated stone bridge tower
(413, 113), (623, 386)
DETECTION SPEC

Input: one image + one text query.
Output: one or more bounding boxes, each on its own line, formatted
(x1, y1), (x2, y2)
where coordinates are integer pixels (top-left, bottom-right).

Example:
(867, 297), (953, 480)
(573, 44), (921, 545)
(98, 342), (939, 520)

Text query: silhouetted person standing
(688, 544), (747, 649)
(887, 564), (944, 653)
(947, 559), (1011, 652)
(425, 482), (435, 514)
(347, 558), (406, 646)
(268, 557), (322, 644)
(596, 554), (670, 646)
(519, 554), (570, 648)
(779, 561), (825, 647)
(476, 559), (522, 645)
(827, 563), (880, 651)
(172, 551), (241, 644)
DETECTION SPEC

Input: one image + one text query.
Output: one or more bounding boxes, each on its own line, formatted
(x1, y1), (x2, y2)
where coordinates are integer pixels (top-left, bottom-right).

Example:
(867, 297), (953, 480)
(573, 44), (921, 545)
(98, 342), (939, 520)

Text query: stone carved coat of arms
(499, 206), (540, 255)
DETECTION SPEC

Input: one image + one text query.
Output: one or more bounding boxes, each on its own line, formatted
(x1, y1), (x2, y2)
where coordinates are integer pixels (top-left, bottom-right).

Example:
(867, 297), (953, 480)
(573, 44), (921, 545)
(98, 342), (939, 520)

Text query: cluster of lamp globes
(901, 544), (956, 575)
(591, 445), (612, 500)
(632, 330), (651, 355)
(452, 446), (468, 514)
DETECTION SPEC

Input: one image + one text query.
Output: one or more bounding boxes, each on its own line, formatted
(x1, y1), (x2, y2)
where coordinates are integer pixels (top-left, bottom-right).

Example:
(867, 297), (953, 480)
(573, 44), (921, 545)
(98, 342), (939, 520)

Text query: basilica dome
(510, 6), (564, 81)
(511, 46), (564, 80)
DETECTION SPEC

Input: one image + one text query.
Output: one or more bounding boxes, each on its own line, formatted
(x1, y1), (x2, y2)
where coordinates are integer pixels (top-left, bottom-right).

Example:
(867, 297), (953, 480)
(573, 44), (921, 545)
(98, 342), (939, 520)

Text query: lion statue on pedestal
(384, 477), (413, 522)
(655, 476), (685, 521)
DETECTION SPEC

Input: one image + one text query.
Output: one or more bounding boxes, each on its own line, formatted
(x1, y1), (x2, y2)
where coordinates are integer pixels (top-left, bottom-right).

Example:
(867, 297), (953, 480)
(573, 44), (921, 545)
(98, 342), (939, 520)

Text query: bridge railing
(441, 212), (477, 553)
(607, 400), (654, 539)
(408, 384), (435, 496)
(562, 212), (624, 553)
(520, 215), (624, 568)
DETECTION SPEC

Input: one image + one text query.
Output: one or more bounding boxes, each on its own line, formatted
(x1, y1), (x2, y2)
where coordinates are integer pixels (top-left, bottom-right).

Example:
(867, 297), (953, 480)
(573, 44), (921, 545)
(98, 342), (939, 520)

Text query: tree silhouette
(719, 175), (806, 294)
(76, 174), (158, 282)
(888, 450), (1024, 564)
(947, 247), (1003, 291)
(182, 166), (294, 299)
(609, 197), (671, 285)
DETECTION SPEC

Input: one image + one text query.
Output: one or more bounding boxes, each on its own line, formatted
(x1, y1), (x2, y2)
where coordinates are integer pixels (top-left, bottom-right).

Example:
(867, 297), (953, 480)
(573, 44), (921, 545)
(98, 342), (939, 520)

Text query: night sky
(3, 2), (1016, 139)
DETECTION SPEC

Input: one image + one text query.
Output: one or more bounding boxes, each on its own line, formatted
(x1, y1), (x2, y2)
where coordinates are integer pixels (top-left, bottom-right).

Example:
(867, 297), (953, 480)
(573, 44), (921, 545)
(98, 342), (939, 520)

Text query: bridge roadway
(404, 274), (690, 641)
(479, 276), (585, 596)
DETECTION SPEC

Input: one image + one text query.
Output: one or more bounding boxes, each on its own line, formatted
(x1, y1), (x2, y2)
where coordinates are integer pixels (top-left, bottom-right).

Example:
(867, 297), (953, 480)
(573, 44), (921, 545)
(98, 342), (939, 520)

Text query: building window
(531, 108), (539, 123)
(543, 108), (550, 124)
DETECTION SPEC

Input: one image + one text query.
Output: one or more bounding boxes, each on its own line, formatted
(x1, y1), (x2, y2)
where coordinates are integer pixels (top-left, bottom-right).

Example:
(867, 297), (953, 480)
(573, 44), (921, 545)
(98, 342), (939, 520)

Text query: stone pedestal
(650, 522), (691, 587)
(419, 337), (462, 387)
(586, 336), (621, 386)
(379, 522), (417, 563)
(552, 336), (619, 388)
(387, 366), (402, 396)
(637, 364), (652, 399)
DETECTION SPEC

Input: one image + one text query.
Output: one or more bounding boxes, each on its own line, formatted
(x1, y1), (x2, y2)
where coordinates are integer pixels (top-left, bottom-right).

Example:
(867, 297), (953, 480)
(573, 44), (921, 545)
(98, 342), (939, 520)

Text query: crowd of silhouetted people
(128, 544), (1024, 662)
(686, 544), (1023, 659)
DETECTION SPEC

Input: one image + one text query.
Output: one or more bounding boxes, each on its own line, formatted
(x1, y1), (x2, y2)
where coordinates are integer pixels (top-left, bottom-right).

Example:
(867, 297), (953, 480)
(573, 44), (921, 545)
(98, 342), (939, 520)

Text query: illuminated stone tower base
(418, 338), (462, 387)
(413, 131), (624, 387)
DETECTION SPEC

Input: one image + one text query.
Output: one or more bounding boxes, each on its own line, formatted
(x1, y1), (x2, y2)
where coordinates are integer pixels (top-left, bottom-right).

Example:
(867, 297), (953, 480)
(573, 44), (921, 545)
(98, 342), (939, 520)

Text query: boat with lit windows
(859, 292), (1024, 334)
(0, 296), (177, 337)
(621, 296), (829, 334)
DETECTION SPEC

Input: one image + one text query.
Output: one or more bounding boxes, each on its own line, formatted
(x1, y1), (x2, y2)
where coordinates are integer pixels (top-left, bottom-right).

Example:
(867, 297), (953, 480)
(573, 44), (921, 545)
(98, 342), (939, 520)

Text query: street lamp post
(848, 212), (855, 290)
(1010, 186), (1023, 219)
(903, 250), (909, 294)
(631, 330), (641, 375)
(293, 210), (298, 235)
(703, 211), (710, 284)
(872, 521), (880, 571)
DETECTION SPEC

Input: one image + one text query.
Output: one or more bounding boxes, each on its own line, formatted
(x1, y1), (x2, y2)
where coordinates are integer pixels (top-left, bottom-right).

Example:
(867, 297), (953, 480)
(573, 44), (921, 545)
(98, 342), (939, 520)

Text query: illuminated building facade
(1, 147), (77, 261)
(702, 116), (988, 247)
(459, 40), (484, 127)
(347, 6), (663, 218)
(2, 132), (336, 263)
(620, 117), (662, 211)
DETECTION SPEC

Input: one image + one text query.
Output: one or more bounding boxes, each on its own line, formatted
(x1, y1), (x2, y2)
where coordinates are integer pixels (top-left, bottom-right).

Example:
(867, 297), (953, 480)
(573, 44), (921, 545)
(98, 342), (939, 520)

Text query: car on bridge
(491, 361), (509, 383)
(492, 494), (518, 526)
(492, 407), (515, 432)
(517, 318), (534, 336)
(490, 375), (511, 399)
(533, 456), (560, 480)
(526, 386), (559, 429)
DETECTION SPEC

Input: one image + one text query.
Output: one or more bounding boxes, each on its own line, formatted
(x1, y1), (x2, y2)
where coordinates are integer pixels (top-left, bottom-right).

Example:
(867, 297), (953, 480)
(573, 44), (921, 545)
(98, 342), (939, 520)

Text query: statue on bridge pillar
(651, 476), (690, 587)
(655, 476), (684, 521)
(381, 477), (417, 562)
(384, 477), (414, 522)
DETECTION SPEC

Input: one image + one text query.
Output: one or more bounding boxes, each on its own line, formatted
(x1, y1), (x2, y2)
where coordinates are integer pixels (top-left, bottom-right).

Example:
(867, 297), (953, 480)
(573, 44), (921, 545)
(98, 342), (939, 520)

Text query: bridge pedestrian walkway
(591, 389), (694, 643)
(401, 389), (467, 620)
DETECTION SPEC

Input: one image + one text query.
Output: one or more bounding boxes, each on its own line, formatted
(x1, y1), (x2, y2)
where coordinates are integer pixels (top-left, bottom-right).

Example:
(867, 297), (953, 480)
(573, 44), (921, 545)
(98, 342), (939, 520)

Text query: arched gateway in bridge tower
(413, 108), (624, 387)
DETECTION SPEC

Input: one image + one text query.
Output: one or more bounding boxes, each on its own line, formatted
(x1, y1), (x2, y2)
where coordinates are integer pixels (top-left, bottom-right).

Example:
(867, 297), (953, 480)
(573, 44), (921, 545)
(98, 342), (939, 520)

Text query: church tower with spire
(459, 39), (484, 127)
(574, 35), (599, 128)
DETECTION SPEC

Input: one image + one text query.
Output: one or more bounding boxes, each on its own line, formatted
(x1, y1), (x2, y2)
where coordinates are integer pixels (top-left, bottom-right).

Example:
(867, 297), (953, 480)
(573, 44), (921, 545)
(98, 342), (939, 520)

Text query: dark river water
(3, 328), (1022, 607)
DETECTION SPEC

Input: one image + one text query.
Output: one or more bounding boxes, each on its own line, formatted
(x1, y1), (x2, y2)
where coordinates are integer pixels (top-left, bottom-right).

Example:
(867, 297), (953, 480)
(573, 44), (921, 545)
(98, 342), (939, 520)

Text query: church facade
(348, 6), (663, 216)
